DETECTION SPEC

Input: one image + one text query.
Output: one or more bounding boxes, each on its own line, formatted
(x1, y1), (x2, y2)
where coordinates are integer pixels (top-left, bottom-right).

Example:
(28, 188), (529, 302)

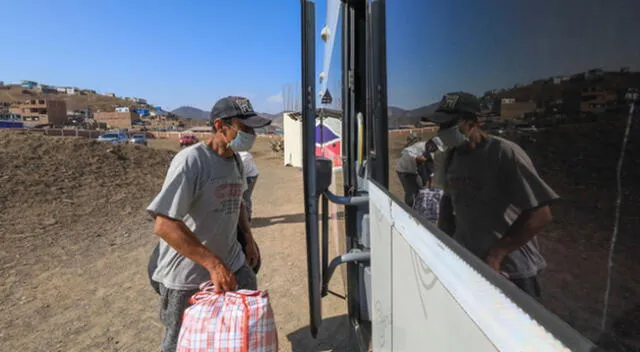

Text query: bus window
(385, 1), (640, 350)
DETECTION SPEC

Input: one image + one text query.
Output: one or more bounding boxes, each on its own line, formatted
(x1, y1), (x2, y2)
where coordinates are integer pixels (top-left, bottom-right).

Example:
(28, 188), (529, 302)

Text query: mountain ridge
(171, 102), (440, 128)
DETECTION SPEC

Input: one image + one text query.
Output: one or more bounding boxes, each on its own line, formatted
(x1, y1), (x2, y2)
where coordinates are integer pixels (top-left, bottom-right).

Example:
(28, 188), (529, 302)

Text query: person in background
(147, 96), (270, 352)
(429, 92), (559, 299)
(236, 151), (262, 274)
(395, 139), (434, 207)
(238, 151), (259, 221)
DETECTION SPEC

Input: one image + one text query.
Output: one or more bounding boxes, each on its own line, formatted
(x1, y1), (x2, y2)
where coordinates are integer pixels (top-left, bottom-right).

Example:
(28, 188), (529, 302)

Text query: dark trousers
(511, 276), (541, 300)
(397, 172), (421, 207)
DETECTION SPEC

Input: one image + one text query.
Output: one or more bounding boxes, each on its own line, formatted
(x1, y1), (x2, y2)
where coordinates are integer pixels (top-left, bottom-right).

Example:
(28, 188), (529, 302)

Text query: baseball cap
(426, 92), (481, 124)
(210, 96), (272, 129)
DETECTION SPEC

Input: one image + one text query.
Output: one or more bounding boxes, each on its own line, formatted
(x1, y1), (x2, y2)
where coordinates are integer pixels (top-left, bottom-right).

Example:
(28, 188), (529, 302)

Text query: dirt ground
(0, 132), (354, 352)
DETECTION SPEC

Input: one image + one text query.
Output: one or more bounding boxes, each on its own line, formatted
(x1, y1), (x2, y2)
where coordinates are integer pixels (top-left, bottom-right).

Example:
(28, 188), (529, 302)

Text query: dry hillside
(0, 85), (136, 112)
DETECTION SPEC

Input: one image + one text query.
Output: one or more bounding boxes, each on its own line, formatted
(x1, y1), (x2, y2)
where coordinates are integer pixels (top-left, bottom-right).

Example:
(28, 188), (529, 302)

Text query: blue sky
(1, 1), (638, 113)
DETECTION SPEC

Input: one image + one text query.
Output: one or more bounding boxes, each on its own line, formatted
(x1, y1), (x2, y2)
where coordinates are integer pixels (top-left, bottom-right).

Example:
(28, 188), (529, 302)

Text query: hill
(171, 106), (284, 130)
(485, 71), (640, 103)
(0, 84), (147, 112)
(387, 102), (440, 127)
(171, 106), (209, 120)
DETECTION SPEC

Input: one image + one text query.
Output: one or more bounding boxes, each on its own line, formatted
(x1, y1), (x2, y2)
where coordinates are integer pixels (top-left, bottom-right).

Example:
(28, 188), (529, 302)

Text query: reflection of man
(429, 92), (559, 299)
(147, 96), (271, 352)
(395, 140), (434, 207)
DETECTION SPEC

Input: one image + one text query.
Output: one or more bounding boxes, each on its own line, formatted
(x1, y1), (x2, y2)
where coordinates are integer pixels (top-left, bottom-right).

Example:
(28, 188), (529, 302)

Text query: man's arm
(437, 193), (456, 236)
(485, 205), (553, 271)
(485, 141), (559, 271)
(238, 203), (260, 268)
(238, 203), (253, 243)
(153, 215), (237, 291)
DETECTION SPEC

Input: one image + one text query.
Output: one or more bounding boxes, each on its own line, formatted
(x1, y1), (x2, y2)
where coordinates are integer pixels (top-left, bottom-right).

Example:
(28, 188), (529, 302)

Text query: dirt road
(0, 134), (354, 352)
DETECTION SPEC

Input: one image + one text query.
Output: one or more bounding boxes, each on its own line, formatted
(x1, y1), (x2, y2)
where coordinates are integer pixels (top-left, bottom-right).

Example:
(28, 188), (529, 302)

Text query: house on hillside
(104, 93), (116, 98)
(586, 68), (604, 81)
(35, 84), (56, 93)
(552, 76), (570, 84)
(580, 86), (617, 113)
(10, 99), (67, 125)
(21, 80), (37, 89)
(492, 98), (536, 120)
(94, 111), (138, 130)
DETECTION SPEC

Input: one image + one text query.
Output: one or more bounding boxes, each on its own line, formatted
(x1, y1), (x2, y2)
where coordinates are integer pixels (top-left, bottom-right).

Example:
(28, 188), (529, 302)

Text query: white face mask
(228, 129), (256, 151)
(435, 123), (468, 151)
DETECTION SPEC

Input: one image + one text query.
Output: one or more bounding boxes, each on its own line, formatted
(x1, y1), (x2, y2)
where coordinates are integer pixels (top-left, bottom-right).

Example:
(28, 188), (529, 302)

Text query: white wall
(369, 182), (577, 351)
(283, 112), (303, 167)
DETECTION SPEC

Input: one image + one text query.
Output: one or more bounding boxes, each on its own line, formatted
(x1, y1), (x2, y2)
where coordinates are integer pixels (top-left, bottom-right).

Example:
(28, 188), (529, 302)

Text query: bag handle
(196, 280), (268, 297)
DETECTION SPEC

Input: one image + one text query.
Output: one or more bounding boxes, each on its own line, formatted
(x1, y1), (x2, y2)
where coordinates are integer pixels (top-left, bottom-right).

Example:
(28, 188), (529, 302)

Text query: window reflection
(386, 1), (640, 349)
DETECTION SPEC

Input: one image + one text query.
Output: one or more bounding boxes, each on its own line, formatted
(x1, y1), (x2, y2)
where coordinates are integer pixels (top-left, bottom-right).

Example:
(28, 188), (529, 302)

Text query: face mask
(228, 129), (256, 151)
(435, 123), (468, 150)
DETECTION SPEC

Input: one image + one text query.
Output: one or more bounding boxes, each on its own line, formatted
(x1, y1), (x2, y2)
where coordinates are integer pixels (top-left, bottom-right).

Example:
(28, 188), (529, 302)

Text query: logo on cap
(234, 97), (254, 114)
(440, 94), (460, 111)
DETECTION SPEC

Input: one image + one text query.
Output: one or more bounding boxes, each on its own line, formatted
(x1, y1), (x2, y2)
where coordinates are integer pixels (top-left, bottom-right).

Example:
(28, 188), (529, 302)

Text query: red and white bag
(176, 281), (278, 352)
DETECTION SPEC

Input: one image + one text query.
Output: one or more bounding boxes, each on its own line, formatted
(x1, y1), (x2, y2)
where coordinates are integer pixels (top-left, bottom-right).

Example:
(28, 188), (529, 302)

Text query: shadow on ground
(286, 314), (356, 352)
(252, 213), (306, 228)
(253, 211), (345, 229)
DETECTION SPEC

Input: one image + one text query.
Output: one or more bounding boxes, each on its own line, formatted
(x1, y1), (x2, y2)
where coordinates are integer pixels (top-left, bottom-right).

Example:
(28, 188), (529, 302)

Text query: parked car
(179, 135), (199, 147)
(129, 133), (148, 146)
(97, 131), (129, 144)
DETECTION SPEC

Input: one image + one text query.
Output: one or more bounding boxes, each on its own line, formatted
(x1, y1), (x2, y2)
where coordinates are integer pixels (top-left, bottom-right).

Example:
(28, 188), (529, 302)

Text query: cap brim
(241, 115), (272, 128)
(425, 111), (457, 124)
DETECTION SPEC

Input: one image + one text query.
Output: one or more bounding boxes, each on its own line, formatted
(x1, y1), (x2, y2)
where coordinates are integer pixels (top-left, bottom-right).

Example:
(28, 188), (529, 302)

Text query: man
(146, 96), (271, 352)
(430, 92), (559, 299)
(395, 140), (434, 207)
(236, 150), (262, 273)
(238, 151), (259, 221)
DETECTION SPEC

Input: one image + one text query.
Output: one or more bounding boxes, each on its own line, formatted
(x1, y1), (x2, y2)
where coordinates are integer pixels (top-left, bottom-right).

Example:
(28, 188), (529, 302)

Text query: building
(579, 86), (617, 113)
(585, 68), (604, 81)
(55, 87), (76, 95)
(104, 93), (116, 98)
(552, 76), (570, 84)
(35, 84), (56, 93)
(115, 107), (130, 113)
(94, 111), (138, 129)
(21, 80), (37, 89)
(0, 102), (14, 120)
(496, 98), (536, 119)
(10, 99), (67, 125)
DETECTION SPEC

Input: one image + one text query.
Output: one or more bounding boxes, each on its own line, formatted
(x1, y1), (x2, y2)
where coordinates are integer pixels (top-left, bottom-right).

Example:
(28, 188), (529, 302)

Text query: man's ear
(213, 118), (223, 132)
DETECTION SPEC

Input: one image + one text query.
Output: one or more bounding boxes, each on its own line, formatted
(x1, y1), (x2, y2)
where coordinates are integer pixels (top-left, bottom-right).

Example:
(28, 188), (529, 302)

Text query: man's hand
(485, 205), (553, 274)
(245, 237), (261, 269)
(206, 261), (238, 293)
(153, 215), (236, 292)
(485, 246), (509, 272)
(415, 155), (428, 164)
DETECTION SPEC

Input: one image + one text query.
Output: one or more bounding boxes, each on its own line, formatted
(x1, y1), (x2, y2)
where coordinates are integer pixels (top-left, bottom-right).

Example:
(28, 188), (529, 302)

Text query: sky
(1, 0), (639, 113)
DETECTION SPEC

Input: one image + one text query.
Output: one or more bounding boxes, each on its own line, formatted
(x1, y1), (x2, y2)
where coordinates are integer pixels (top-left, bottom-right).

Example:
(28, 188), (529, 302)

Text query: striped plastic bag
(412, 187), (444, 224)
(176, 281), (278, 352)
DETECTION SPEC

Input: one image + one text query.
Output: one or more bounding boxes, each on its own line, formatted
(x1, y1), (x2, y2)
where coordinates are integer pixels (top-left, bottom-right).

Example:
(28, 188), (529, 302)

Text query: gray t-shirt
(147, 142), (248, 290)
(445, 136), (559, 279)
